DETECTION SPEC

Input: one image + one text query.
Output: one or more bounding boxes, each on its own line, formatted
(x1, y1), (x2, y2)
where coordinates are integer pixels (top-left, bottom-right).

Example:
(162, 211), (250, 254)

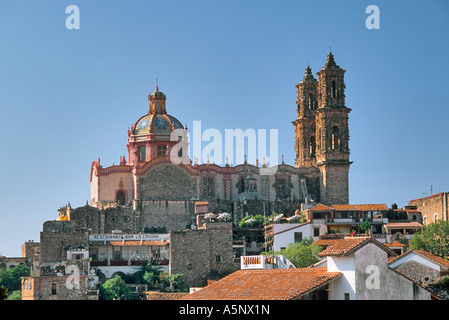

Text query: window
(157, 145), (167, 156)
(294, 232), (303, 243)
(139, 146), (146, 162)
(314, 227), (320, 237)
(51, 282), (57, 295)
(216, 255), (221, 263)
(202, 178), (214, 199)
(116, 191), (125, 205)
(308, 93), (314, 110)
(344, 293), (350, 300)
(332, 126), (340, 150)
(309, 136), (316, 158)
(331, 81), (336, 98)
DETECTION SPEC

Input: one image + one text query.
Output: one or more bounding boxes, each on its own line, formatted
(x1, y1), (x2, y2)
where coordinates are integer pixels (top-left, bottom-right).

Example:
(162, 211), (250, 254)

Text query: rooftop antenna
(156, 77), (158, 90)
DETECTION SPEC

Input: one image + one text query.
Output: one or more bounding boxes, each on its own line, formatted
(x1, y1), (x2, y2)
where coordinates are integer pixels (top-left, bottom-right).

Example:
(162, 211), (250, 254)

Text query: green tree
(0, 264), (30, 292)
(263, 237), (322, 268)
(100, 275), (132, 300)
(409, 220), (449, 258)
(159, 272), (188, 292)
(6, 290), (21, 300)
(360, 221), (371, 233)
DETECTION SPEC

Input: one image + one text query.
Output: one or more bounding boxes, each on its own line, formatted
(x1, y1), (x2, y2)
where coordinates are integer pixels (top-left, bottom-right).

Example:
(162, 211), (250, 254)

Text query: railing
(240, 255), (295, 270)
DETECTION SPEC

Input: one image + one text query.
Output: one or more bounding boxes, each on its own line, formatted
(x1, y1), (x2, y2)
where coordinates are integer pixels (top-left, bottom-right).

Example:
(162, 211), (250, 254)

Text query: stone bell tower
(293, 52), (351, 205)
(293, 65), (318, 168)
(315, 51), (351, 205)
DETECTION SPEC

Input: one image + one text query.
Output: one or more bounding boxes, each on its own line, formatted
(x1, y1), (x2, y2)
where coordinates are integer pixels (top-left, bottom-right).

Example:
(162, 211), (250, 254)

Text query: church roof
(133, 113), (184, 136)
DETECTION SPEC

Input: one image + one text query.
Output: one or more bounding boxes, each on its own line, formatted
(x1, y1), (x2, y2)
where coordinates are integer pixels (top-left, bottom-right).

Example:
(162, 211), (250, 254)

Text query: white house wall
(327, 255), (356, 300)
(273, 224), (312, 252)
(353, 243), (431, 300)
(389, 253), (441, 272)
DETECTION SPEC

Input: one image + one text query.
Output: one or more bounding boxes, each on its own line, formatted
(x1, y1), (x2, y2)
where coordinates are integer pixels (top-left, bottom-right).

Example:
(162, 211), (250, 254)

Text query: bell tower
(315, 51), (351, 205)
(293, 65), (318, 168)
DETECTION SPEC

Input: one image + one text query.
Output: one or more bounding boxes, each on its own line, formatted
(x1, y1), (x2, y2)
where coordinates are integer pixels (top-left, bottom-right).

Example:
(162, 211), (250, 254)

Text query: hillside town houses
(1, 199), (446, 300)
(2, 53), (449, 301)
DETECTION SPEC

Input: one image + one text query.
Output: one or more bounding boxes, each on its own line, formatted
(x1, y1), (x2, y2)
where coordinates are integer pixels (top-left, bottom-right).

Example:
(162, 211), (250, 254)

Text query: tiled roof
(308, 203), (388, 212)
(309, 204), (333, 211)
(389, 250), (449, 270)
(180, 268), (341, 300)
(313, 239), (340, 247)
(414, 250), (449, 269)
(384, 241), (405, 247)
(317, 236), (397, 258)
(317, 237), (369, 257)
(384, 222), (423, 229)
(332, 204), (388, 211)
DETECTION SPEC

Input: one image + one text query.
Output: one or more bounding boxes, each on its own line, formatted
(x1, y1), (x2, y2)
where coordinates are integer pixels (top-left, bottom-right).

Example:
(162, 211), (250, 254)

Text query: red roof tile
(180, 268), (341, 300)
(384, 222), (423, 229)
(309, 204), (333, 211)
(317, 237), (397, 258)
(332, 204), (388, 211)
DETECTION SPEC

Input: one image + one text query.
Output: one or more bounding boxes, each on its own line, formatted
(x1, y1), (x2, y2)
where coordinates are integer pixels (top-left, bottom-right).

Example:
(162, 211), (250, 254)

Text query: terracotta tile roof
(384, 241), (405, 247)
(388, 249), (449, 271)
(180, 268), (341, 300)
(413, 250), (449, 270)
(314, 239), (340, 247)
(384, 222), (423, 229)
(331, 204), (388, 211)
(317, 236), (397, 258)
(309, 204), (333, 211)
(109, 240), (169, 246)
(317, 237), (369, 257)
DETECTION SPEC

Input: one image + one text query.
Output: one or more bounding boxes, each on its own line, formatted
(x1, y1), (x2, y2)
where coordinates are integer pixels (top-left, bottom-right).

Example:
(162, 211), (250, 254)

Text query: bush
(100, 275), (132, 300)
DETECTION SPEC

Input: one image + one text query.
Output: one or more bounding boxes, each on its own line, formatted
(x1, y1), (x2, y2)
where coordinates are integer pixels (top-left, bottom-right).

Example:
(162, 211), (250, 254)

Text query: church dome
(133, 113), (184, 136)
(132, 86), (184, 136)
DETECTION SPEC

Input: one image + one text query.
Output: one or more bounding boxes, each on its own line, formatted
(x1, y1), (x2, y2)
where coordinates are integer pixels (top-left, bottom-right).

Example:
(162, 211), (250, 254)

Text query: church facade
(89, 52), (351, 233)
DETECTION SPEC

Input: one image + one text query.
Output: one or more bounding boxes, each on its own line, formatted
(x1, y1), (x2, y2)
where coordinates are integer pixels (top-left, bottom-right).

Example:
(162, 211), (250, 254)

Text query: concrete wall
(327, 255), (356, 300)
(273, 223), (312, 252)
(354, 243), (431, 300)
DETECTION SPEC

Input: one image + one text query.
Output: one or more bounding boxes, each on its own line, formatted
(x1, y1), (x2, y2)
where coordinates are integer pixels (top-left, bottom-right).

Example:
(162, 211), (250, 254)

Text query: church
(87, 51), (351, 233)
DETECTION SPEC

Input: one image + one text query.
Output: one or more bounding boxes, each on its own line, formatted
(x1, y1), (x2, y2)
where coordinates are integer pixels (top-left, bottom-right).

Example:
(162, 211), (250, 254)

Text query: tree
(100, 275), (132, 300)
(0, 264), (30, 292)
(6, 290), (21, 300)
(360, 221), (371, 234)
(165, 273), (189, 292)
(409, 220), (449, 258)
(264, 237), (322, 268)
(139, 259), (163, 288)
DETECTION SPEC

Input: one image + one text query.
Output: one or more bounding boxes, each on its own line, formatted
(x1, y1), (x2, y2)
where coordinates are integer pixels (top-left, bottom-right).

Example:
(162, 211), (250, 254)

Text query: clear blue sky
(0, 0), (448, 256)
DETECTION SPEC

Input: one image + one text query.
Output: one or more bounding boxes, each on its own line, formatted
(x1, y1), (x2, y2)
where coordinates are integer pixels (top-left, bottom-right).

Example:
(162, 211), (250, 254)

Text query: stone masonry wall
(169, 222), (238, 287)
(40, 221), (89, 264)
(409, 193), (449, 225)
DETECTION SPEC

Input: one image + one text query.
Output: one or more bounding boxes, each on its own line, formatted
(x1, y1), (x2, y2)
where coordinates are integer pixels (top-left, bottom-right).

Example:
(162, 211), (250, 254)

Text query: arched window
(331, 81), (336, 98)
(309, 136), (316, 158)
(332, 126), (340, 150)
(139, 146), (146, 162)
(116, 191), (126, 205)
(308, 93), (314, 110)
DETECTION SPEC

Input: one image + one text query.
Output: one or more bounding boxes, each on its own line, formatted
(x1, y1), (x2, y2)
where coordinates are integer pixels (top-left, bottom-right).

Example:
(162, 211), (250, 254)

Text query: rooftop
(180, 268), (341, 300)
